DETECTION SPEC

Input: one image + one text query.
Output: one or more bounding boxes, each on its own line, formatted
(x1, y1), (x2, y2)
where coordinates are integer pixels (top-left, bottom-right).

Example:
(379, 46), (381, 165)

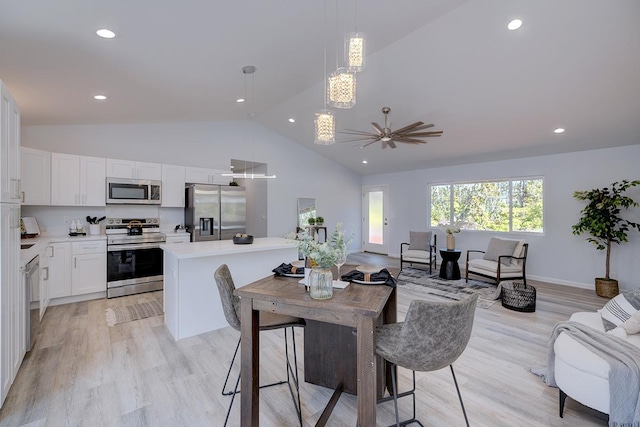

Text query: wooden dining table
(234, 265), (397, 427)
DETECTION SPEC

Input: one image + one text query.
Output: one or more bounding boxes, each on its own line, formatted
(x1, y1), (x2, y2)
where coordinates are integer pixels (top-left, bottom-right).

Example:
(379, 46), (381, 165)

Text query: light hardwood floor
(0, 253), (609, 426)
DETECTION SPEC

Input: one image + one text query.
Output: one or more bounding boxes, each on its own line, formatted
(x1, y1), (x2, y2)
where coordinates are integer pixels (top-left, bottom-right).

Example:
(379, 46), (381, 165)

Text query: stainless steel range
(106, 217), (165, 298)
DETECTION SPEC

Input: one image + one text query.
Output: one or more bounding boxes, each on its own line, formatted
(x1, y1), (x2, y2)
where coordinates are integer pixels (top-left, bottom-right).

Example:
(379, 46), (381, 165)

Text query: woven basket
(595, 278), (619, 298)
(501, 281), (536, 313)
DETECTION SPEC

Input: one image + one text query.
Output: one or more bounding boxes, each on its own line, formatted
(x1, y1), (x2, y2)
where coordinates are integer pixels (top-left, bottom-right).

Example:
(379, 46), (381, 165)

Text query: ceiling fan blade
(387, 140), (397, 149)
(407, 123), (435, 132)
(395, 137), (427, 144)
(403, 131), (443, 137)
(392, 121), (424, 135)
(371, 122), (384, 134)
(361, 140), (380, 148)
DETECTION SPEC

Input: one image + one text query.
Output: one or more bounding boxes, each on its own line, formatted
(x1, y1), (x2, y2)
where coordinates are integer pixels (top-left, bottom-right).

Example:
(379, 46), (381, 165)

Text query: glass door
(362, 185), (389, 254)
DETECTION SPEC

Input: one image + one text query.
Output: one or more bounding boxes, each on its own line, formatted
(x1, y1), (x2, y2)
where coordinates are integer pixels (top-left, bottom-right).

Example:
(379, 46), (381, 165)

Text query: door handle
(21, 191), (25, 203)
(43, 267), (49, 281)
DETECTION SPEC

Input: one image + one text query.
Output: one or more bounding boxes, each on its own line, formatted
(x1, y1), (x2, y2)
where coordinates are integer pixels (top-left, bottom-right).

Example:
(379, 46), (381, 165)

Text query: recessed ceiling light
(507, 19), (523, 31)
(362, 160), (368, 164)
(236, 98), (245, 103)
(96, 29), (116, 39)
(93, 95), (107, 100)
(554, 128), (565, 134)
(288, 118), (295, 123)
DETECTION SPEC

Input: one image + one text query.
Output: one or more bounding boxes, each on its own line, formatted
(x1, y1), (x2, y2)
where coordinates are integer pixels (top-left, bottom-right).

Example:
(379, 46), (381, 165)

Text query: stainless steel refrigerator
(185, 184), (246, 241)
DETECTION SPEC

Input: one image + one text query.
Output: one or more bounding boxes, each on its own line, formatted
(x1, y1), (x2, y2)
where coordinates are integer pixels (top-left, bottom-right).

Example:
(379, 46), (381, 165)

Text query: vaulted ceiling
(1, 0), (639, 175)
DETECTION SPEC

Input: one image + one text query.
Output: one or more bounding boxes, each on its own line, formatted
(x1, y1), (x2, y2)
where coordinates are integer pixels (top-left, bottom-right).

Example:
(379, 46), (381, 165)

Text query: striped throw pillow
(600, 293), (638, 331)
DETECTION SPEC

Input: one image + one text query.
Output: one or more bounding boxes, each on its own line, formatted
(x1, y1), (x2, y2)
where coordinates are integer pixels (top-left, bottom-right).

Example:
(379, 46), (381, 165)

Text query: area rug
(105, 300), (164, 327)
(397, 267), (500, 309)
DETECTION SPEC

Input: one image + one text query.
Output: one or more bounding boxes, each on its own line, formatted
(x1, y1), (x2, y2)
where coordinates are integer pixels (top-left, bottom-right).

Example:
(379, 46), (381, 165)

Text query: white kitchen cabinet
(39, 246), (50, 320)
(1, 81), (21, 204)
(51, 153), (106, 206)
(185, 167), (229, 185)
(1, 204), (24, 404)
(71, 240), (106, 296)
(165, 234), (190, 244)
(20, 147), (51, 205)
(106, 159), (161, 180)
(161, 164), (185, 207)
(46, 242), (71, 300)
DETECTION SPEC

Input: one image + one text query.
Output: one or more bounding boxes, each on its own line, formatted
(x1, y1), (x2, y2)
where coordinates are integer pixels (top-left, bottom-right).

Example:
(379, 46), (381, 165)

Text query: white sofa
(554, 295), (640, 417)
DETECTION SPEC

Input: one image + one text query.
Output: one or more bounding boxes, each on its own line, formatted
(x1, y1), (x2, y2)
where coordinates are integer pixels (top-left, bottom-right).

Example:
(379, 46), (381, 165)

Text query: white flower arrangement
(445, 226), (461, 235)
(294, 223), (353, 269)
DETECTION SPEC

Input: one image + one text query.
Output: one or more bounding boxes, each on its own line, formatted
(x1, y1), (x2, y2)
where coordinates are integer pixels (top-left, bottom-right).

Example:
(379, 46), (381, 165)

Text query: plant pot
(595, 278), (619, 298)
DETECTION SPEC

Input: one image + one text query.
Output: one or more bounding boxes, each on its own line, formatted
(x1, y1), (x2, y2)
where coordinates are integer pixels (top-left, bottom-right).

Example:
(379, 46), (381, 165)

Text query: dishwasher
(25, 255), (40, 352)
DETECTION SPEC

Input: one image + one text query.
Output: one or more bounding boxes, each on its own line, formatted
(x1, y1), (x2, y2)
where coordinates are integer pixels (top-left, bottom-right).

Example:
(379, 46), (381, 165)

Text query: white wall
(21, 120), (363, 249)
(363, 145), (640, 291)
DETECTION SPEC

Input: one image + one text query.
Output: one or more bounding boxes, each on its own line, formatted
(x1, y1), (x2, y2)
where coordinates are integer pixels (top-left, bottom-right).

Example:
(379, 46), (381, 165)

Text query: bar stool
(376, 295), (477, 426)
(214, 264), (305, 426)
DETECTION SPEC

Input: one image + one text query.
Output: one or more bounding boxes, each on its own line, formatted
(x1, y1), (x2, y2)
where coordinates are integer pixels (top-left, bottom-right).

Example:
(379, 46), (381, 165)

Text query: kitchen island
(161, 237), (298, 341)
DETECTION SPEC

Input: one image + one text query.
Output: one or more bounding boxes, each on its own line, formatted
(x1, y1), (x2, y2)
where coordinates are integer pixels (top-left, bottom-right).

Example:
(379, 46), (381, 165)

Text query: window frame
(428, 176), (544, 234)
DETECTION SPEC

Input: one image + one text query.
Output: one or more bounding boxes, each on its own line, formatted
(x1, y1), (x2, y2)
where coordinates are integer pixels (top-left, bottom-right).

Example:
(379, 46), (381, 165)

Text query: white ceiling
(1, 0), (639, 175)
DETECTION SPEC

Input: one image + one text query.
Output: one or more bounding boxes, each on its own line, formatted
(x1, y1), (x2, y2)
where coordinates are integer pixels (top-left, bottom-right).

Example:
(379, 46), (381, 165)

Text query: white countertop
(20, 233), (107, 268)
(160, 236), (297, 260)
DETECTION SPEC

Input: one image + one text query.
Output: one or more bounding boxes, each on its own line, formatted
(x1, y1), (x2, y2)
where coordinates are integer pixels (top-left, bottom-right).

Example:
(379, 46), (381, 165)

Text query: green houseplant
(315, 216), (324, 226)
(572, 179), (640, 297)
(307, 217), (316, 226)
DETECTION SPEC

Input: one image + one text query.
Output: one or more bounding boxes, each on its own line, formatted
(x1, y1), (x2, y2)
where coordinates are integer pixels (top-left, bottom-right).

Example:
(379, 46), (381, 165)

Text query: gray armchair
(376, 295), (478, 426)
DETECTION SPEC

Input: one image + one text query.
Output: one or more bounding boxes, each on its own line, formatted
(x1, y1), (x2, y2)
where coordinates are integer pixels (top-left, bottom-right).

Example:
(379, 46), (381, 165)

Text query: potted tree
(572, 179), (640, 297)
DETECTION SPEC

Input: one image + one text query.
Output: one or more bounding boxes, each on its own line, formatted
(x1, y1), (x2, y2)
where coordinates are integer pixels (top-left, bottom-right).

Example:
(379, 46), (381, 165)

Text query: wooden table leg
(240, 297), (260, 427)
(356, 315), (376, 427)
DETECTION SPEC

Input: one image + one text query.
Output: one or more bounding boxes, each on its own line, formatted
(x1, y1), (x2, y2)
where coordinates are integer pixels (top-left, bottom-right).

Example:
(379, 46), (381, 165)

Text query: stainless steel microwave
(106, 178), (162, 205)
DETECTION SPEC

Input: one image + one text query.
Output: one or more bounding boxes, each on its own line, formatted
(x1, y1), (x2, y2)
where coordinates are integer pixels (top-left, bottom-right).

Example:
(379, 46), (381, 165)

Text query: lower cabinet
(165, 234), (191, 244)
(71, 241), (106, 296)
(48, 242), (71, 299)
(48, 239), (106, 300)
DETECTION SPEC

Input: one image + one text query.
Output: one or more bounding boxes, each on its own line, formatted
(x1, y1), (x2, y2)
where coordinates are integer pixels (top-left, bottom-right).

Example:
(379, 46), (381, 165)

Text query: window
(430, 178), (543, 233)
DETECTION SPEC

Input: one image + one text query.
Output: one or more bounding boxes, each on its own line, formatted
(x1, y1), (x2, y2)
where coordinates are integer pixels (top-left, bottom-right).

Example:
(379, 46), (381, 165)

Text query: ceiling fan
(340, 107), (443, 149)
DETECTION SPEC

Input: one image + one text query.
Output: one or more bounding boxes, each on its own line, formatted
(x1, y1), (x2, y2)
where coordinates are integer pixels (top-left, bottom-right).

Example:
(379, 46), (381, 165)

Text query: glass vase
(309, 267), (333, 300)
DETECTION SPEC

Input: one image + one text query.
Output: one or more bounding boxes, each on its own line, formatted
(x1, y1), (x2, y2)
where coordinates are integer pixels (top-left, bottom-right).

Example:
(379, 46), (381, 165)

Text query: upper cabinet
(20, 147), (51, 205)
(106, 159), (161, 180)
(0, 81), (20, 203)
(185, 167), (229, 185)
(161, 164), (185, 207)
(51, 153), (106, 206)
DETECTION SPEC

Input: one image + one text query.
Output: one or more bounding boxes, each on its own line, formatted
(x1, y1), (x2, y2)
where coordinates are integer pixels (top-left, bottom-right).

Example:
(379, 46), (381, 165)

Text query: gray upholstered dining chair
(214, 264), (305, 427)
(376, 294), (478, 427)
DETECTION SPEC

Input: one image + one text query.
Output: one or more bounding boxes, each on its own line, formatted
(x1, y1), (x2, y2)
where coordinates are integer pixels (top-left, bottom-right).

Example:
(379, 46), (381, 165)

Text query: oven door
(107, 243), (163, 289)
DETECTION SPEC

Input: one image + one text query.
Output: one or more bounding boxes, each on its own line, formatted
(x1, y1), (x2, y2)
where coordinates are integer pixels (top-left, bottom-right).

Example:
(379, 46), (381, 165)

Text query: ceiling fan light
(380, 136), (392, 142)
(314, 109), (336, 144)
(345, 32), (366, 72)
(327, 68), (356, 109)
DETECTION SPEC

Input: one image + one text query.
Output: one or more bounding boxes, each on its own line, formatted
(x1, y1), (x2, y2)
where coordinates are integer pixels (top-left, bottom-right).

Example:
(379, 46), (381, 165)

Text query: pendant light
(315, 0), (336, 144)
(327, 0), (356, 109)
(222, 66), (276, 178)
(345, 0), (365, 72)
(327, 67), (356, 109)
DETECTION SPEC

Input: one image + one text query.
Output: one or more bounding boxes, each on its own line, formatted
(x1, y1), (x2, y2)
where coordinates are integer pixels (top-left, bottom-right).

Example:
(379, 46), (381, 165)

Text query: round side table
(439, 248), (462, 280)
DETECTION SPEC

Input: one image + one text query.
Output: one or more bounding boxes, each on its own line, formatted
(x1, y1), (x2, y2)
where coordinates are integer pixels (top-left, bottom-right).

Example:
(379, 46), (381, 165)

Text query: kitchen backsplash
(21, 206), (184, 235)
